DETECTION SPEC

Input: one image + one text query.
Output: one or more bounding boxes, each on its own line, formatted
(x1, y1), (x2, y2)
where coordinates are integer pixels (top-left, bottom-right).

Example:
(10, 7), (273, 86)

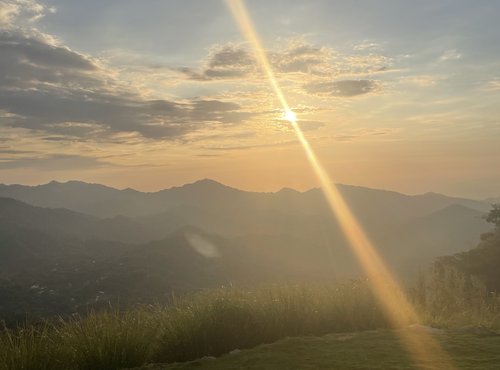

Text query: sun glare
(284, 109), (297, 122)
(226, 0), (456, 368)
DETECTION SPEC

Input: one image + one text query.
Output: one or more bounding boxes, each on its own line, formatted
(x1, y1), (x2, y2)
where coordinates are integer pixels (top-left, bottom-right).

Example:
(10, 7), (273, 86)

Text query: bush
(413, 262), (500, 328)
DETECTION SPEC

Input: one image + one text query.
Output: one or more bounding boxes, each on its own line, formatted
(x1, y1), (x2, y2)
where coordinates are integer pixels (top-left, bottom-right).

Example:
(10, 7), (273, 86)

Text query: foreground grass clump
(0, 309), (158, 370)
(0, 281), (388, 370)
(154, 282), (387, 363)
(62, 310), (158, 370)
(0, 323), (66, 370)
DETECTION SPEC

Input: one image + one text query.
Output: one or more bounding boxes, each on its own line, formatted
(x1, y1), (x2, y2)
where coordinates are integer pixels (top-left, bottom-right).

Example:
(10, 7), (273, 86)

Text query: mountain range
(0, 179), (495, 323)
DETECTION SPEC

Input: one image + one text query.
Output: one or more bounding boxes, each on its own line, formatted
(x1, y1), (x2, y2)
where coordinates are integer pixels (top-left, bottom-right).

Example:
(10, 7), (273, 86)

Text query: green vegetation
(413, 204), (500, 327)
(138, 330), (500, 370)
(1, 282), (388, 370)
(2, 279), (499, 370)
(414, 259), (500, 328)
(484, 203), (500, 228)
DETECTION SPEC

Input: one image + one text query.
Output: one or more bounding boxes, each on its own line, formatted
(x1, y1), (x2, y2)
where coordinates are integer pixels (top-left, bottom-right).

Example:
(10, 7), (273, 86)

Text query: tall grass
(2, 278), (498, 370)
(0, 323), (66, 370)
(413, 263), (500, 328)
(61, 309), (158, 370)
(0, 280), (388, 370)
(154, 281), (387, 363)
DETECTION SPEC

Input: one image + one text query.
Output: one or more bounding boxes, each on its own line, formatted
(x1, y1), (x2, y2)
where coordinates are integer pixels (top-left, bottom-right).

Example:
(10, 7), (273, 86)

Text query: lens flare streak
(226, 1), (455, 368)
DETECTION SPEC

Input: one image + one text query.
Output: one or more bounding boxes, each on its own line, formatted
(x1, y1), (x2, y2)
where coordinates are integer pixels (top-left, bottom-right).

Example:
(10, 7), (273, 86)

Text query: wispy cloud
(0, 0), (53, 26)
(303, 80), (379, 97)
(0, 153), (109, 170)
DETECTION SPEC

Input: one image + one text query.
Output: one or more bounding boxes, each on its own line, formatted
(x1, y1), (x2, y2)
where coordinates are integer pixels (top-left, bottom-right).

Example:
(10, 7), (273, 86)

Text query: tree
(484, 204), (500, 228)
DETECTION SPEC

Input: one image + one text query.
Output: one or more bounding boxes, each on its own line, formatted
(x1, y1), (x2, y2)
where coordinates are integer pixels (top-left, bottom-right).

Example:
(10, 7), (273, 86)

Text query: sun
(283, 109), (297, 122)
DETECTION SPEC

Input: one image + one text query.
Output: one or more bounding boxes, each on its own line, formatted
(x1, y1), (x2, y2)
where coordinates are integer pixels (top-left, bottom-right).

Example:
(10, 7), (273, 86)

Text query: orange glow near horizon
(226, 0), (455, 368)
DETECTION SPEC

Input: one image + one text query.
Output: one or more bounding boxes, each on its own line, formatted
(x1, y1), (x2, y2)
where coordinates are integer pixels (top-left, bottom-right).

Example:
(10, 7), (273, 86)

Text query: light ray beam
(226, 1), (455, 368)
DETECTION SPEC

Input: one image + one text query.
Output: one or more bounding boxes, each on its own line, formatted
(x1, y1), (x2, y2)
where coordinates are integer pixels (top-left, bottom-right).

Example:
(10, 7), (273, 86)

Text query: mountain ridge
(1, 178), (494, 200)
(0, 179), (490, 219)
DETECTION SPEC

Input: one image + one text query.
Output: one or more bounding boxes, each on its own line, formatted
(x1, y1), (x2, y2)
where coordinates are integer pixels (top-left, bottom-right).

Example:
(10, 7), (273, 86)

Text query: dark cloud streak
(303, 80), (378, 97)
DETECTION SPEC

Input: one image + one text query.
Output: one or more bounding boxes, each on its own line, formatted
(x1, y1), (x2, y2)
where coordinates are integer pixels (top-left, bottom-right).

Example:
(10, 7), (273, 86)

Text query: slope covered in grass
(138, 330), (500, 370)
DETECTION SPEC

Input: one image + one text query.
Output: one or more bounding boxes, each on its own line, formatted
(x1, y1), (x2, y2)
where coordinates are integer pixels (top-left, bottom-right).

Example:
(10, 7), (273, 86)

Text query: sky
(0, 0), (499, 198)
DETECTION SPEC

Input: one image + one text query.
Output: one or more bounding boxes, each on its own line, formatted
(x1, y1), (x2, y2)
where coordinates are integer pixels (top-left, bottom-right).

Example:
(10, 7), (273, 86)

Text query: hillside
(433, 227), (500, 292)
(0, 197), (149, 243)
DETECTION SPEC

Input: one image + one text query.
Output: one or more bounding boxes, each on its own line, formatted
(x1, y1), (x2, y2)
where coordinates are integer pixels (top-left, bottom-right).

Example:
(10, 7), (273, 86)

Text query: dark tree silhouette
(484, 204), (500, 228)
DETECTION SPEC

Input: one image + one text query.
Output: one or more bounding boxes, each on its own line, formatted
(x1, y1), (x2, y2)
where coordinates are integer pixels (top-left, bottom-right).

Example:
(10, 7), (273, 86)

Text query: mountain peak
(191, 178), (224, 186)
(277, 187), (300, 194)
(180, 178), (238, 192)
(425, 203), (483, 221)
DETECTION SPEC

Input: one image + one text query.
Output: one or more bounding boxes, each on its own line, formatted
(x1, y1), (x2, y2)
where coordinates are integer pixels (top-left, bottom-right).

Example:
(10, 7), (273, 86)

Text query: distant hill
(374, 204), (489, 277)
(0, 181), (152, 218)
(0, 197), (148, 243)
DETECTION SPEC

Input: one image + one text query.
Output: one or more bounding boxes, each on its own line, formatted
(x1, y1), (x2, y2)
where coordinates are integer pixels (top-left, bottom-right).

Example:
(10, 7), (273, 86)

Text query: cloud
(0, 30), (254, 140)
(404, 75), (442, 87)
(296, 120), (325, 131)
(486, 79), (500, 91)
(175, 38), (390, 89)
(176, 40), (336, 81)
(270, 39), (333, 76)
(0, 153), (108, 170)
(175, 43), (256, 81)
(0, 30), (97, 88)
(353, 41), (382, 52)
(333, 128), (397, 142)
(439, 49), (462, 62)
(303, 80), (378, 97)
(0, 148), (36, 154)
(0, 0), (52, 26)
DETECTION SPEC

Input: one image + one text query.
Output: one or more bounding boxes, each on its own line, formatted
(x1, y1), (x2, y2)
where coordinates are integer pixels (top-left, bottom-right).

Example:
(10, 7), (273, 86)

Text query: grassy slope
(137, 330), (500, 370)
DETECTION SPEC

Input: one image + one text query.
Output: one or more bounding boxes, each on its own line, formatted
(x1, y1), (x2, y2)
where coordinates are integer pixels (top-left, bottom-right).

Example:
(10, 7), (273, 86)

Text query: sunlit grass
(153, 282), (386, 363)
(414, 264), (500, 329)
(0, 323), (67, 370)
(61, 309), (158, 370)
(0, 281), (386, 370)
(1, 280), (499, 370)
